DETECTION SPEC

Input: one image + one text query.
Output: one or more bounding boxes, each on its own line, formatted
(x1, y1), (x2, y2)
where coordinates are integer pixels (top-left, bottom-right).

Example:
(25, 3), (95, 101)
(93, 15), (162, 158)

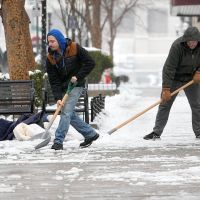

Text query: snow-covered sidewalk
(0, 83), (200, 200)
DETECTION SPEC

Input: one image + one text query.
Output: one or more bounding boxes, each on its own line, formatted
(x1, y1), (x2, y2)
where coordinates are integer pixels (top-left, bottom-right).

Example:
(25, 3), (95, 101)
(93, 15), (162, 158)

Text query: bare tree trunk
(22, 9), (36, 71)
(91, 0), (101, 48)
(70, 0), (76, 41)
(59, 0), (69, 36)
(84, 0), (92, 39)
(1, 0), (36, 80)
(103, 0), (139, 59)
(56, 0), (103, 48)
(108, 36), (115, 59)
(107, 0), (114, 58)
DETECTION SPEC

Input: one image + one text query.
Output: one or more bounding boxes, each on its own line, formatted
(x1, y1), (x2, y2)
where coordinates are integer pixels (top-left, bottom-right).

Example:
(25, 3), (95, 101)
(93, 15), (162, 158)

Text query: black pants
(153, 81), (200, 137)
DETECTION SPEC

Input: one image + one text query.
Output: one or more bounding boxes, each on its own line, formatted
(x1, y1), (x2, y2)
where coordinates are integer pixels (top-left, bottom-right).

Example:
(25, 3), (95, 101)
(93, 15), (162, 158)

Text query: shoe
(80, 133), (99, 148)
(51, 143), (63, 150)
(143, 132), (160, 140)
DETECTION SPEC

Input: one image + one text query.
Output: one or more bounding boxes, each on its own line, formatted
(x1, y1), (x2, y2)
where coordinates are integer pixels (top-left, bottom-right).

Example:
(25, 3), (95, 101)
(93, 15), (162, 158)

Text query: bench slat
(0, 80), (35, 115)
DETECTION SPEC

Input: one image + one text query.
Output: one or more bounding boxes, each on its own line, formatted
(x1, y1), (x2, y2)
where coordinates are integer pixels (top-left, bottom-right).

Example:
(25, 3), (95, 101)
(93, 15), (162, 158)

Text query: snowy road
(0, 83), (200, 200)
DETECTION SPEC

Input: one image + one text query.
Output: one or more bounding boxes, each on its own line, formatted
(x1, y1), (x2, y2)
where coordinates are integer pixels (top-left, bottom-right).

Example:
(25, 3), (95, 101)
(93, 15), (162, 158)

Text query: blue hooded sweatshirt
(47, 29), (67, 56)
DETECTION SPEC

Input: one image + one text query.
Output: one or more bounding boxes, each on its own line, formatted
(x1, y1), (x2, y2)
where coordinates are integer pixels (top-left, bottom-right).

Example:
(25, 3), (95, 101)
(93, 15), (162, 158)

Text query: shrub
(87, 51), (113, 83)
(29, 70), (45, 108)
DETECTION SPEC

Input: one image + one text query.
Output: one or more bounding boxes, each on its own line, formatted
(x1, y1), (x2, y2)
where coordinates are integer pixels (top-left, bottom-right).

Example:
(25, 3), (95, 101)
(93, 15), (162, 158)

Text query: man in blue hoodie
(46, 29), (99, 150)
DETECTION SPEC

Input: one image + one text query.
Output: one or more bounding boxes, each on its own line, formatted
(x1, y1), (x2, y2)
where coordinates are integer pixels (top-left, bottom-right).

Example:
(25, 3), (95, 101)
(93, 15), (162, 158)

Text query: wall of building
(113, 0), (181, 56)
(111, 0), (183, 84)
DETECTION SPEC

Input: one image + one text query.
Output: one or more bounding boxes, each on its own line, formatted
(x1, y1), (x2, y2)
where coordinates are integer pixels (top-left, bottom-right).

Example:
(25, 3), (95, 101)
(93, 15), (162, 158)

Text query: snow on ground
(0, 82), (197, 158)
(0, 82), (200, 199)
(96, 82), (195, 146)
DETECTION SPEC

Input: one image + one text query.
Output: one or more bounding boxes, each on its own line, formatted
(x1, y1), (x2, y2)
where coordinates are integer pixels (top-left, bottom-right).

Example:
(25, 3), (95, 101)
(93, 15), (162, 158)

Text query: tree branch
(114, 0), (138, 27)
(101, 14), (108, 32)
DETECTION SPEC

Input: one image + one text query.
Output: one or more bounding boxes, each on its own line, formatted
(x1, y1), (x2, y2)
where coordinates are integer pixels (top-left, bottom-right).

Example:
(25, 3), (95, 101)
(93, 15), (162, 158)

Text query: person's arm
(162, 44), (180, 88)
(75, 45), (95, 80)
(161, 43), (180, 103)
(46, 59), (63, 101)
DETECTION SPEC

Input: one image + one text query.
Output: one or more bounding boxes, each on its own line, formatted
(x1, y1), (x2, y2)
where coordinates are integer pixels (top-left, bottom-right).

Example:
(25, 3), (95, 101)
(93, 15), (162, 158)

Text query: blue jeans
(54, 87), (97, 144)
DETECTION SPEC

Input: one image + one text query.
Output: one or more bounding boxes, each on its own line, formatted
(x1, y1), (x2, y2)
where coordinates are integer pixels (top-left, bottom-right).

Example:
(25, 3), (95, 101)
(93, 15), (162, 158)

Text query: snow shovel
(107, 80), (194, 135)
(34, 82), (76, 150)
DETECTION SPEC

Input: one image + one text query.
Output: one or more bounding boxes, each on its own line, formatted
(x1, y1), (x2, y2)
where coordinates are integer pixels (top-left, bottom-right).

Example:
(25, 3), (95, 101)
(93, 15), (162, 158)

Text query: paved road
(0, 141), (200, 200)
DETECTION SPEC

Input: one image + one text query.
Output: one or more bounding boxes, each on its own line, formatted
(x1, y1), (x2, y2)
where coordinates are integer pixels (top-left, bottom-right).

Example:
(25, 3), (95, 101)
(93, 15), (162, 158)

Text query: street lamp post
(32, 1), (41, 55)
(41, 0), (46, 70)
(31, 0), (46, 69)
(48, 12), (52, 32)
(36, 2), (39, 55)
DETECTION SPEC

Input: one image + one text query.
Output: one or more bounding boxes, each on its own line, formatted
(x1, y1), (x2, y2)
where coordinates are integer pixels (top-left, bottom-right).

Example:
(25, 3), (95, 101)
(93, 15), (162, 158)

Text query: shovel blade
(34, 131), (51, 150)
(29, 131), (49, 141)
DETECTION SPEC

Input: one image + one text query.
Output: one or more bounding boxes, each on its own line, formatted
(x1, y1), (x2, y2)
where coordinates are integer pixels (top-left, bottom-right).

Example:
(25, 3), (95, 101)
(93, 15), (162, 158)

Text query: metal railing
(90, 94), (105, 122)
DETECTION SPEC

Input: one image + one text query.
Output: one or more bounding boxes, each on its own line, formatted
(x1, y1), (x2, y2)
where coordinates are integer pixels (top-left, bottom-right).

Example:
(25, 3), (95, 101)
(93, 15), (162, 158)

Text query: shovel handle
(46, 82), (77, 131)
(46, 93), (69, 130)
(108, 80), (194, 135)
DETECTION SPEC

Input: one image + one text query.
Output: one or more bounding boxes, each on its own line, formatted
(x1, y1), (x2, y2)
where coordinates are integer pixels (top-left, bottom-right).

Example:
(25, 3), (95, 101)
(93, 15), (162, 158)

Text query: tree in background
(102, 0), (140, 58)
(55, 0), (105, 48)
(54, 0), (86, 46)
(85, 0), (102, 48)
(55, 0), (147, 60)
(0, 0), (36, 80)
(56, 0), (69, 36)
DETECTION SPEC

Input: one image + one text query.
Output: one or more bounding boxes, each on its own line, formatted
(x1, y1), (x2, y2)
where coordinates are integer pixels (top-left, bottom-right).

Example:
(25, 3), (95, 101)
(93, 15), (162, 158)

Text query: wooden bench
(0, 80), (35, 116)
(42, 79), (90, 123)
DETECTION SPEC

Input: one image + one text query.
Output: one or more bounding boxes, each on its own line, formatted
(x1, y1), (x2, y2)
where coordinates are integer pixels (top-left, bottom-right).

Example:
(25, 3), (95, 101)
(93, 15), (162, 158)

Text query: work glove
(193, 71), (200, 84)
(161, 88), (171, 103)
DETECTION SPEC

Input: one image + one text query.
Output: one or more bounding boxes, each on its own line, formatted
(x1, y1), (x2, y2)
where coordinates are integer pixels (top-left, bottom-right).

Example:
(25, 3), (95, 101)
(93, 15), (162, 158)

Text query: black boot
(143, 132), (160, 140)
(80, 134), (99, 148)
(51, 143), (63, 150)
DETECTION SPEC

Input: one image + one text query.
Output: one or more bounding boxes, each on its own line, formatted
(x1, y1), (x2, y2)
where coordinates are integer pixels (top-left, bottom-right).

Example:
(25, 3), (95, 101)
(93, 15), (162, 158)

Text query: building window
(148, 9), (168, 34)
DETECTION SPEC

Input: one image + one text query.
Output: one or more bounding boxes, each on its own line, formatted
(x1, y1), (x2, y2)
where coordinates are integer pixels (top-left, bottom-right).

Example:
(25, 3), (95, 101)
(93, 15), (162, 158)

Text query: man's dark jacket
(46, 39), (95, 101)
(163, 27), (200, 88)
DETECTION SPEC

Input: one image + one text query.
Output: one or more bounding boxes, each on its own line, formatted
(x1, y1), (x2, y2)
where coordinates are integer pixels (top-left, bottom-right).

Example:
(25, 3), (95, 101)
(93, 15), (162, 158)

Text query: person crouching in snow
(143, 26), (200, 140)
(46, 29), (99, 150)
